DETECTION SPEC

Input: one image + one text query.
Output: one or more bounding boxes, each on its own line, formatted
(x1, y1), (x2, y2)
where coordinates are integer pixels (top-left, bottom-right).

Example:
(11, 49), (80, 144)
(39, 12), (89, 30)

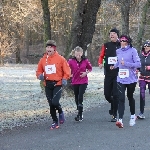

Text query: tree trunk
(136, 0), (150, 51)
(120, 0), (130, 35)
(41, 0), (51, 43)
(0, 0), (4, 65)
(69, 0), (101, 56)
(16, 45), (22, 64)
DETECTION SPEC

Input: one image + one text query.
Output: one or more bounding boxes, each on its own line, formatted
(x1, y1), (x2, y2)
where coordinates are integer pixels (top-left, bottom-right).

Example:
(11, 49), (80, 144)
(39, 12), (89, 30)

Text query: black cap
(110, 28), (119, 37)
(143, 40), (150, 47)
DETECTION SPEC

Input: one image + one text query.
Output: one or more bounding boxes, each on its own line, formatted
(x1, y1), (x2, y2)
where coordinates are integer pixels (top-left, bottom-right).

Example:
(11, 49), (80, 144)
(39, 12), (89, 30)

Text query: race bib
(45, 64), (56, 74)
(119, 69), (129, 78)
(108, 57), (117, 64)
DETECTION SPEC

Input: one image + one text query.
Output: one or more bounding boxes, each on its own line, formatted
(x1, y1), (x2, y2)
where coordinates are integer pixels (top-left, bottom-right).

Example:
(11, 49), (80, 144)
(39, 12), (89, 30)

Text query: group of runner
(98, 28), (150, 128)
(36, 28), (150, 129)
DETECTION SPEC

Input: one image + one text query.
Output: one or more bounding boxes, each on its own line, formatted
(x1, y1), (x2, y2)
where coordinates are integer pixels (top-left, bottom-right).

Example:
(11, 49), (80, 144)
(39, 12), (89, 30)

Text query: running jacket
(139, 50), (150, 81)
(36, 52), (71, 85)
(68, 57), (92, 85)
(114, 45), (141, 84)
(98, 41), (120, 76)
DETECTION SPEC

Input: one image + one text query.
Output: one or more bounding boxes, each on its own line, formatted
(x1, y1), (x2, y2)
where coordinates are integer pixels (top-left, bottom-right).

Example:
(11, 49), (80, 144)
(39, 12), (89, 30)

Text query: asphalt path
(0, 92), (150, 150)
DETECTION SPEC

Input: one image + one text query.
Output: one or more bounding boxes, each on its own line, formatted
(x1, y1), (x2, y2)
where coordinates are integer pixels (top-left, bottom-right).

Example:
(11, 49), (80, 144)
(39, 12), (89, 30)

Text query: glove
(62, 79), (67, 86)
(38, 74), (44, 81)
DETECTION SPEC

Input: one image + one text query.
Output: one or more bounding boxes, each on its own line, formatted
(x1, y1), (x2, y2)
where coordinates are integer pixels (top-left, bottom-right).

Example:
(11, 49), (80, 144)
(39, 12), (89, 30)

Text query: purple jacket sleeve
(124, 48), (141, 68)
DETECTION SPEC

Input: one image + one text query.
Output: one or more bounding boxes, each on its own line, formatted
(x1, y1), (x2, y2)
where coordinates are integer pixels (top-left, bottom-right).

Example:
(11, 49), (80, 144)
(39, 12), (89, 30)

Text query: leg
(112, 76), (118, 117)
(116, 82), (126, 128)
(78, 84), (87, 116)
(52, 86), (66, 124)
(139, 80), (146, 114)
(126, 82), (136, 115)
(104, 76), (114, 114)
(45, 86), (58, 122)
(127, 82), (137, 126)
(73, 85), (80, 110)
(104, 76), (113, 103)
(117, 82), (126, 119)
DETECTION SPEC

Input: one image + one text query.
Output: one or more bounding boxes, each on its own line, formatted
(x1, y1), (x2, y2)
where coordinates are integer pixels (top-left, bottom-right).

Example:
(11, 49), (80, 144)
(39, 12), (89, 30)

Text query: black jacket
(104, 41), (120, 76)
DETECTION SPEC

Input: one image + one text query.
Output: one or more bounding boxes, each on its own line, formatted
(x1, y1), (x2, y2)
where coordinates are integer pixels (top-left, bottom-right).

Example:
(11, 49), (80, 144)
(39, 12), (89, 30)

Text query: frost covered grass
(0, 64), (140, 131)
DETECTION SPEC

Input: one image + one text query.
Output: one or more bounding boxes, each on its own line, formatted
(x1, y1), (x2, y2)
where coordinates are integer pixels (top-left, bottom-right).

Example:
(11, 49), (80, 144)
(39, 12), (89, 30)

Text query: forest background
(0, 0), (150, 66)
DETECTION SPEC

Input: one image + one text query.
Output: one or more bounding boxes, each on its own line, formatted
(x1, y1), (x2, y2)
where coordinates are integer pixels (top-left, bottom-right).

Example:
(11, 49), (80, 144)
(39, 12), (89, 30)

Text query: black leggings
(45, 83), (62, 122)
(104, 76), (118, 116)
(117, 82), (136, 119)
(73, 84), (87, 116)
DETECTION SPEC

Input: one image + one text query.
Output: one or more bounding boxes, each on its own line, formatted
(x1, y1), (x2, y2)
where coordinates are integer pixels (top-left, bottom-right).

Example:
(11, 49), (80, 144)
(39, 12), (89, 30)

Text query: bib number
(108, 57), (117, 64)
(45, 65), (56, 74)
(119, 69), (129, 78)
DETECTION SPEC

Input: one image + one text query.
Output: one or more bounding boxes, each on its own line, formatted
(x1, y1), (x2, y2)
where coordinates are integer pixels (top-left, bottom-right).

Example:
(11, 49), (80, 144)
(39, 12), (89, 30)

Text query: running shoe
(111, 116), (117, 122)
(129, 116), (136, 126)
(50, 122), (59, 129)
(75, 115), (83, 122)
(59, 111), (65, 124)
(137, 113), (145, 119)
(116, 119), (123, 128)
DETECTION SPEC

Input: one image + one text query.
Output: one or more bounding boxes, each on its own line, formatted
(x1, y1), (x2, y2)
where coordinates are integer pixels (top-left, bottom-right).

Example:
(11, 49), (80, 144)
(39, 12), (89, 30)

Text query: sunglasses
(144, 44), (150, 47)
(120, 40), (128, 42)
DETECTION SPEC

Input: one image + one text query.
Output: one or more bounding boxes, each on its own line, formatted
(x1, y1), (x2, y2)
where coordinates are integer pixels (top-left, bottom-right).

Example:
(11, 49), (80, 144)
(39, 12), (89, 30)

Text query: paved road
(0, 92), (150, 150)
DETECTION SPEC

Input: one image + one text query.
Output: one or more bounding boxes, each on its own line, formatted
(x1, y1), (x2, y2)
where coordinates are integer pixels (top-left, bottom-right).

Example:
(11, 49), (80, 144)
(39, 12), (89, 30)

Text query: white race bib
(108, 57), (117, 64)
(119, 69), (129, 78)
(45, 65), (56, 74)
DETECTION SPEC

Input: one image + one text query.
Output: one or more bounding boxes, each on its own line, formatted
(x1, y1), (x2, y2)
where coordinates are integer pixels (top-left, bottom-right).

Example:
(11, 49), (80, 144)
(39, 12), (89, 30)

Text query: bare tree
(137, 0), (150, 51)
(69, 0), (101, 56)
(41, 0), (51, 43)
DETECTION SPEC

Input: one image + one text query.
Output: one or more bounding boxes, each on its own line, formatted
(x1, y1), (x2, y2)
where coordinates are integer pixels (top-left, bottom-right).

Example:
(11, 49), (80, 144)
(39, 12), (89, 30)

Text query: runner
(36, 40), (71, 129)
(110, 35), (141, 128)
(98, 28), (120, 122)
(137, 40), (150, 119)
(68, 46), (92, 121)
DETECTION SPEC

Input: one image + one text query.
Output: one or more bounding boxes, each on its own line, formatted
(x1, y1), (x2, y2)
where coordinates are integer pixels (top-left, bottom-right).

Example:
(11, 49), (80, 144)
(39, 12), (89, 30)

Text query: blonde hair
(74, 46), (83, 53)
(70, 46), (83, 57)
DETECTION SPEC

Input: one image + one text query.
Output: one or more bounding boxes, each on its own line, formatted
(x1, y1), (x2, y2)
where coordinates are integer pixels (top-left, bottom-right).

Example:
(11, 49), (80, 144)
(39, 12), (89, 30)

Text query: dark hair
(119, 35), (133, 47)
(110, 28), (119, 37)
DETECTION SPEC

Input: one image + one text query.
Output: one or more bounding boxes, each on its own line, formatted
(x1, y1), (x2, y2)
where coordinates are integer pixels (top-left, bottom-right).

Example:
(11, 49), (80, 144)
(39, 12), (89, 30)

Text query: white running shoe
(129, 116), (136, 126)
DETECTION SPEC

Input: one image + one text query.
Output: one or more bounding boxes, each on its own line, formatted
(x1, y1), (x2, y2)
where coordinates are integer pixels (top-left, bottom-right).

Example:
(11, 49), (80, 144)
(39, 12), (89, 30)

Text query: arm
(62, 58), (71, 80)
(146, 66), (150, 70)
(36, 58), (44, 79)
(98, 45), (105, 66)
(114, 61), (119, 69)
(124, 49), (141, 68)
(86, 59), (92, 73)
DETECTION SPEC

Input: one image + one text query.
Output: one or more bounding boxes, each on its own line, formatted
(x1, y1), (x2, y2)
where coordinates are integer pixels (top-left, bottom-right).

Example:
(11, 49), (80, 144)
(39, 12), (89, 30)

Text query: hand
(38, 74), (44, 81)
(80, 72), (87, 78)
(145, 66), (148, 70)
(99, 64), (103, 69)
(121, 58), (124, 65)
(62, 79), (67, 86)
(110, 65), (114, 70)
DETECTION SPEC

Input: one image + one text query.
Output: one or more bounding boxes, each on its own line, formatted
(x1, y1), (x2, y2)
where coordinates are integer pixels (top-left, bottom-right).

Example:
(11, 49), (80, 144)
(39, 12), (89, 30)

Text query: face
(109, 32), (118, 42)
(46, 46), (55, 56)
(120, 38), (128, 48)
(74, 51), (83, 60)
(144, 44), (150, 53)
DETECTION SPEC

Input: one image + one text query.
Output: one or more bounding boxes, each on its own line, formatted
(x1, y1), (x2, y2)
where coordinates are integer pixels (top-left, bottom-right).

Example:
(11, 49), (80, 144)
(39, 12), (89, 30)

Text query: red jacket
(98, 45), (105, 65)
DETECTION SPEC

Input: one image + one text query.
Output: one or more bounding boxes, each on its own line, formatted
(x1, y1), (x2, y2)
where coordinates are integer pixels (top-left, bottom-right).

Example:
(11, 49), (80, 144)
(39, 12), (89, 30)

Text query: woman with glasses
(137, 40), (150, 119)
(110, 35), (141, 128)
